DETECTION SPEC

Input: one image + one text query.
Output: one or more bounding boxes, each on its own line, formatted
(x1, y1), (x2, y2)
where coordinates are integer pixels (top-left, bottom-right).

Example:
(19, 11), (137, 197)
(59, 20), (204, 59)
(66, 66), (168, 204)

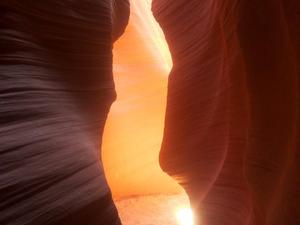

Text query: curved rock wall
(0, 1), (129, 225)
(153, 0), (300, 224)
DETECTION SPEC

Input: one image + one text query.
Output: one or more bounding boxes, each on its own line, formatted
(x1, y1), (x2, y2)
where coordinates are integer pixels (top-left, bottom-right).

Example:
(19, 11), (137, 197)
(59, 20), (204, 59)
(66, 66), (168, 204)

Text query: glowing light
(104, 0), (180, 197)
(131, 0), (173, 72)
(176, 207), (194, 225)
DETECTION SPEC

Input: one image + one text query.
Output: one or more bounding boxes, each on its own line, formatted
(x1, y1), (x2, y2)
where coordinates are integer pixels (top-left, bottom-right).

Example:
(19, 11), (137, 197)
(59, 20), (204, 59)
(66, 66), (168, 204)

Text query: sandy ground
(115, 194), (190, 225)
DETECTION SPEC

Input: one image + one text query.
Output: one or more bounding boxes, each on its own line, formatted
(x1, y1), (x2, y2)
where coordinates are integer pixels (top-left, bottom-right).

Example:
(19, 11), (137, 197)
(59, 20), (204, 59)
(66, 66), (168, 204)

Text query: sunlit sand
(115, 194), (192, 225)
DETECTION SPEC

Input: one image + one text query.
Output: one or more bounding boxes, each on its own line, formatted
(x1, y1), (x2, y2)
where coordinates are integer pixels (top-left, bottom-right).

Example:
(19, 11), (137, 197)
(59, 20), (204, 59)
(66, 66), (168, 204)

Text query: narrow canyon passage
(1, 1), (299, 225)
(103, 0), (180, 198)
(103, 1), (191, 224)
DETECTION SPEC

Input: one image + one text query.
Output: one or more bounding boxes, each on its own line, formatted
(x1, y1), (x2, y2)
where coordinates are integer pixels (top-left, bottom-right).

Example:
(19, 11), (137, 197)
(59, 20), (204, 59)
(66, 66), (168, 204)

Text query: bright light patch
(131, 0), (173, 72)
(176, 207), (194, 225)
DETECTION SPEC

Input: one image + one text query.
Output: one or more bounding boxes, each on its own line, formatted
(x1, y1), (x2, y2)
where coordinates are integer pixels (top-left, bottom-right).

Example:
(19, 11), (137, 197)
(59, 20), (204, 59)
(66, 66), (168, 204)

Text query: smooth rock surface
(153, 1), (300, 224)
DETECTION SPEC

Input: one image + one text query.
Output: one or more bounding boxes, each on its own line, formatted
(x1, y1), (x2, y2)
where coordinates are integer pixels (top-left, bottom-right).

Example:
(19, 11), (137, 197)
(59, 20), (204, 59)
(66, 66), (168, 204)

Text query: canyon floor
(115, 194), (190, 225)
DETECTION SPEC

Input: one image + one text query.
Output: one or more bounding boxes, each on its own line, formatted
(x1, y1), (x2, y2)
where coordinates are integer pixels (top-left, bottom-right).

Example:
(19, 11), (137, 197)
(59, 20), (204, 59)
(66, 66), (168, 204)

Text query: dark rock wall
(0, 1), (129, 225)
(153, 0), (300, 224)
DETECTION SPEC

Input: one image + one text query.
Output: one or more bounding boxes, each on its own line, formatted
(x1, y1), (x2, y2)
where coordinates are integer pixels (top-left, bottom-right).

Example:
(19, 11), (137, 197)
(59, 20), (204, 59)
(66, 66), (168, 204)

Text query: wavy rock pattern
(153, 1), (300, 224)
(0, 1), (129, 225)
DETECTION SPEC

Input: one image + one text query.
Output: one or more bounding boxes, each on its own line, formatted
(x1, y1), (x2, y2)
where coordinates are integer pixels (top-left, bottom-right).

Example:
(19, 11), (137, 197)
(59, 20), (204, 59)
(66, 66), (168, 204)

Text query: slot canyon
(0, 1), (299, 225)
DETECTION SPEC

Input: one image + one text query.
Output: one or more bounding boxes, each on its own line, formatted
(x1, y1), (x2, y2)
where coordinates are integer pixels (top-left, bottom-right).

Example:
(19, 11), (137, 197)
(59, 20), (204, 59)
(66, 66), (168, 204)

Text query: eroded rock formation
(153, 0), (300, 224)
(0, 1), (129, 225)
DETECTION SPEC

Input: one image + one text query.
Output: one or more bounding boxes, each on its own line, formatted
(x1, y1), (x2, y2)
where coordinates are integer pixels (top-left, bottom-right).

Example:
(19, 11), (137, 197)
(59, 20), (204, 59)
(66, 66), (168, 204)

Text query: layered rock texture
(153, 0), (300, 224)
(0, 1), (129, 225)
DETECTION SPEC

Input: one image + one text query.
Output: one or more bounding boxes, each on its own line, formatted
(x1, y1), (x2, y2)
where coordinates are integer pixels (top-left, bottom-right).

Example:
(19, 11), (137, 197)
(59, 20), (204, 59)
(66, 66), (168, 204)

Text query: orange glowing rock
(103, 0), (180, 198)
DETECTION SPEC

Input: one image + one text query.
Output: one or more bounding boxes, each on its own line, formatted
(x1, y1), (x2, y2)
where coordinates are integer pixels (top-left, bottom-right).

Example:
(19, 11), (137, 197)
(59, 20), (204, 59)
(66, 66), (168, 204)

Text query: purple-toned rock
(0, 1), (129, 225)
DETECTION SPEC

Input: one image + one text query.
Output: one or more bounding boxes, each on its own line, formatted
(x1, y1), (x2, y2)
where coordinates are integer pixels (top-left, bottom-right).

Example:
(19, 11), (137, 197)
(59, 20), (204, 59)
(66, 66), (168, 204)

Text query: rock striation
(153, 1), (300, 224)
(0, 1), (129, 225)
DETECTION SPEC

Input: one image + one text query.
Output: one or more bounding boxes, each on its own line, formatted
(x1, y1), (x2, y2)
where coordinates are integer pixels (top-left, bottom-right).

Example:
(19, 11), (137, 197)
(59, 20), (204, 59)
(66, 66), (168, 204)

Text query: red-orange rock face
(152, 0), (300, 224)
